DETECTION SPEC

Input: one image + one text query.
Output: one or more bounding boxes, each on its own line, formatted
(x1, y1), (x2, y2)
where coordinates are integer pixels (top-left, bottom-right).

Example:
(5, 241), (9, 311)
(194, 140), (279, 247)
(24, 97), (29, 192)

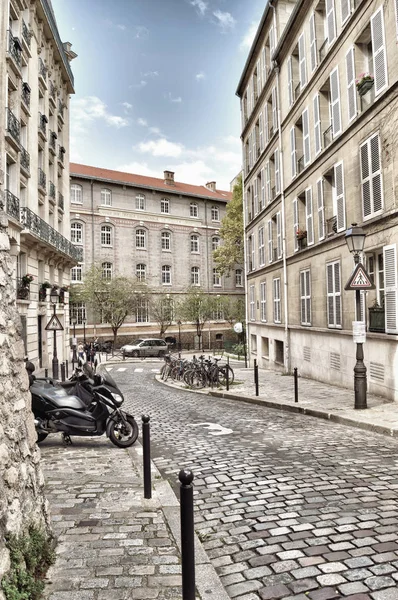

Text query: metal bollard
(142, 415), (151, 499)
(254, 359), (259, 397)
(123, 349), (125, 361)
(294, 367), (298, 403)
(179, 469), (195, 600)
(60, 362), (66, 381)
(44, 368), (48, 378)
(65, 360), (69, 378)
(226, 356), (230, 392)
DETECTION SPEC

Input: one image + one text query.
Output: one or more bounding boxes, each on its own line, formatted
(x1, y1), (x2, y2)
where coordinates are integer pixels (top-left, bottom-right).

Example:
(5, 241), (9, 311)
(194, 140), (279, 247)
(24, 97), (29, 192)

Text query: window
(190, 203), (198, 218)
(326, 261), (342, 328)
(258, 226), (265, 266)
(162, 265), (171, 285)
(235, 269), (243, 287)
(190, 234), (199, 253)
(384, 244), (398, 334)
(101, 188), (111, 206)
(136, 298), (149, 323)
(212, 236), (220, 251)
(300, 269), (311, 325)
(70, 302), (86, 325)
(211, 206), (219, 221)
(136, 228), (146, 249)
(70, 184), (82, 204)
(360, 133), (383, 220)
(102, 262), (112, 280)
(273, 278), (281, 323)
(249, 285), (255, 320)
(213, 269), (221, 287)
(191, 266), (200, 286)
(161, 231), (171, 251)
(161, 198), (169, 214)
(101, 225), (112, 246)
(71, 264), (82, 282)
(260, 281), (267, 322)
(136, 263), (146, 281)
(136, 194), (145, 211)
(71, 222), (83, 244)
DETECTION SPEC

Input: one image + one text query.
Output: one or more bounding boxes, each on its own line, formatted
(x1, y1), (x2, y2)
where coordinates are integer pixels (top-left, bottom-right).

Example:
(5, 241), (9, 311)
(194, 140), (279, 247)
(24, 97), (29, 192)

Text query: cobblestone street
(112, 362), (398, 600)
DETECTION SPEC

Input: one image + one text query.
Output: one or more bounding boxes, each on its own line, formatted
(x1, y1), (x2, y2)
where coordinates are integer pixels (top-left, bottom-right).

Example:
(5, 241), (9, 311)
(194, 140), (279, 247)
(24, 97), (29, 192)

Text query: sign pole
(52, 304), (59, 380)
(354, 289), (367, 409)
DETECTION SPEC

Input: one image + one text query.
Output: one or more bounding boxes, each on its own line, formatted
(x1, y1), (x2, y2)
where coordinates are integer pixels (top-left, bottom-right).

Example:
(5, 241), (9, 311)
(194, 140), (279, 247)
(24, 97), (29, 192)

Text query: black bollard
(179, 469), (195, 600)
(254, 359), (259, 396)
(60, 362), (66, 382)
(142, 415), (151, 499)
(44, 368), (48, 378)
(65, 359), (69, 378)
(294, 367), (298, 403)
(123, 349), (125, 361)
(226, 356), (230, 392)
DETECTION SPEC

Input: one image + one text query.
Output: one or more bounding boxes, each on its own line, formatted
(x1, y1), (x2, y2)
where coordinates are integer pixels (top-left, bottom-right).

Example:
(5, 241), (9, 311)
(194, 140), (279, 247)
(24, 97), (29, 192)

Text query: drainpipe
(90, 180), (94, 266)
(204, 199), (210, 294)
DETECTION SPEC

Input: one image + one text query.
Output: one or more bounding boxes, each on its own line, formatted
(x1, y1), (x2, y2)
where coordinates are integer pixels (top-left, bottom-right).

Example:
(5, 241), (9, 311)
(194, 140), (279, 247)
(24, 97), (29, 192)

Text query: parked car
(120, 338), (168, 357)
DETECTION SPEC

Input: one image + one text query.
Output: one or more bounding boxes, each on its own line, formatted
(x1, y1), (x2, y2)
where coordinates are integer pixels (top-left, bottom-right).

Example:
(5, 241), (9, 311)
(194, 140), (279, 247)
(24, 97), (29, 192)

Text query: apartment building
(0, 0), (79, 367)
(69, 164), (245, 345)
(237, 0), (398, 401)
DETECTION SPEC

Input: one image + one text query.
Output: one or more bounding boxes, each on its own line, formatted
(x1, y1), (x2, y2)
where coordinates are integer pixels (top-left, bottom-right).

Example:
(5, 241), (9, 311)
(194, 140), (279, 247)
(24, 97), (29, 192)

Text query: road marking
(106, 367), (113, 371)
(135, 368), (143, 372)
(151, 369), (160, 373)
(187, 422), (233, 436)
(117, 367), (127, 372)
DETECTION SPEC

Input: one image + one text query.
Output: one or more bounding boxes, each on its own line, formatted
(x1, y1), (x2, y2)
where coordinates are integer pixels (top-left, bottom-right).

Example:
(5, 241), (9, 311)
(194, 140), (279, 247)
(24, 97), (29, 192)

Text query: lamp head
(345, 223), (366, 256)
(50, 287), (59, 304)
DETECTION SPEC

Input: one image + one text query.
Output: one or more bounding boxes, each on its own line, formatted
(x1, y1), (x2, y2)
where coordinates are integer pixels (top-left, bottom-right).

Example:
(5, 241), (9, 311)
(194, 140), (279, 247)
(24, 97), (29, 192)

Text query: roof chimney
(205, 181), (216, 192)
(164, 170), (175, 185)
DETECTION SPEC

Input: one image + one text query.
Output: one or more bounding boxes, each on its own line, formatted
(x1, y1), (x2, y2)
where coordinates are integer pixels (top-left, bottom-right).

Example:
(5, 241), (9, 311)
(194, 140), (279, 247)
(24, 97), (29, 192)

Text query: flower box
(356, 73), (374, 97)
(368, 305), (385, 333)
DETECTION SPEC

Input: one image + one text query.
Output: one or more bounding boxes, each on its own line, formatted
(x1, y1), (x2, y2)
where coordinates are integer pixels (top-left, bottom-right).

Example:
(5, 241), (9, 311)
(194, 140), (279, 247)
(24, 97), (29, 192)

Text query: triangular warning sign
(45, 314), (64, 331)
(344, 263), (376, 291)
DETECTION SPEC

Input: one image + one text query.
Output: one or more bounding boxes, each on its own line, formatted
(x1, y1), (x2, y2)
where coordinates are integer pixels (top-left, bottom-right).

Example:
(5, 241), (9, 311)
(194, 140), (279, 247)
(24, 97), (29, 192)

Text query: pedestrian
(89, 342), (96, 366)
(78, 341), (85, 362)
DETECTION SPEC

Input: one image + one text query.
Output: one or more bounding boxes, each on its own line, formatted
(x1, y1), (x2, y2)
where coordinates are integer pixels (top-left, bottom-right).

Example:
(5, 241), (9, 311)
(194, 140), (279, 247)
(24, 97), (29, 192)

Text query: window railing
(38, 112), (47, 137)
(6, 107), (20, 144)
(297, 154), (304, 174)
(58, 99), (64, 119)
(326, 215), (337, 235)
(294, 82), (301, 102)
(58, 192), (64, 210)
(323, 124), (333, 149)
(7, 30), (22, 68)
(318, 38), (328, 63)
(49, 80), (56, 102)
(21, 82), (31, 109)
(49, 181), (56, 199)
(22, 20), (31, 48)
(4, 190), (20, 221)
(38, 57), (47, 81)
(20, 146), (30, 174)
(17, 278), (31, 301)
(38, 168), (46, 190)
(49, 131), (57, 152)
(58, 146), (65, 163)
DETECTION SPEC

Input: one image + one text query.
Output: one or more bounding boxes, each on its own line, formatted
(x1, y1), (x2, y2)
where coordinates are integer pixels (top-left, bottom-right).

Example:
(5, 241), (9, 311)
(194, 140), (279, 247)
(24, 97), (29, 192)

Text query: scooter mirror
(93, 374), (102, 386)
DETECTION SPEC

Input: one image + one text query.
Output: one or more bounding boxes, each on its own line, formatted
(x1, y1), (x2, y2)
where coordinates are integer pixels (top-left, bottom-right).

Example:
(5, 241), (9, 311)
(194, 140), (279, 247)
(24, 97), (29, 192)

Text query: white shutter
(334, 161), (346, 232)
(287, 56), (293, 106)
(327, 262), (341, 328)
(274, 148), (280, 195)
(384, 244), (398, 334)
(248, 80), (252, 114)
(360, 134), (383, 219)
(269, 25), (275, 57)
(268, 219), (273, 263)
(334, 262), (341, 327)
(309, 13), (317, 73)
(272, 86), (278, 132)
(293, 198), (299, 252)
(313, 93), (321, 155)
(264, 106), (269, 145)
(326, 0), (336, 44)
(330, 66), (341, 137)
(290, 127), (296, 178)
(260, 167), (265, 209)
(317, 178), (325, 241)
(298, 33), (307, 89)
(252, 128), (257, 164)
(254, 176), (258, 215)
(276, 211), (282, 258)
(346, 47), (357, 122)
(371, 7), (388, 95)
(265, 161), (271, 203)
(261, 46), (266, 86)
(256, 59), (261, 97)
(259, 112), (264, 153)
(302, 107), (310, 166)
(248, 132), (252, 170)
(305, 187), (314, 246)
(341, 0), (351, 25)
(327, 264), (334, 327)
(300, 271), (306, 323)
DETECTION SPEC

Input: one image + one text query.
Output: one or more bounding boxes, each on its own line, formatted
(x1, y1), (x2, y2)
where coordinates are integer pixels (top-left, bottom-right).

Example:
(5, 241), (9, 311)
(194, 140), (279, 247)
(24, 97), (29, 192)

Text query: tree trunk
(112, 327), (118, 347)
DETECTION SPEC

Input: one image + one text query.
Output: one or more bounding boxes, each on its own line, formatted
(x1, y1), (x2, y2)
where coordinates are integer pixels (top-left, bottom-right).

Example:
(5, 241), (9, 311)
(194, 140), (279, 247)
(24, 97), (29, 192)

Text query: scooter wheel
(37, 433), (48, 444)
(109, 415), (139, 448)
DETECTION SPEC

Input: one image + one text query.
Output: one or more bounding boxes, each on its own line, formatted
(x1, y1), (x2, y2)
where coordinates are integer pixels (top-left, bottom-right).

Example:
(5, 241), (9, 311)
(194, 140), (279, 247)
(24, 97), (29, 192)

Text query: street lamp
(50, 287), (59, 379)
(71, 315), (77, 364)
(83, 318), (86, 345)
(345, 223), (367, 409)
(177, 320), (182, 352)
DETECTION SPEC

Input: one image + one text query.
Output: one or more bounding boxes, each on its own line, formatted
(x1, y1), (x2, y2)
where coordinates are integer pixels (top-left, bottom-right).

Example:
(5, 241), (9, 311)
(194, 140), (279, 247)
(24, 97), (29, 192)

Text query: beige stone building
(69, 164), (245, 346)
(237, 0), (398, 400)
(0, 0), (79, 368)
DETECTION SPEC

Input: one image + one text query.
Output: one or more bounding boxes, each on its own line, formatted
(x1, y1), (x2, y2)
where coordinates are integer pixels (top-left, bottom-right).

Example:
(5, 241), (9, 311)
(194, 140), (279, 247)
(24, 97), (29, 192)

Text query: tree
(149, 293), (174, 337)
(217, 296), (245, 327)
(177, 288), (216, 351)
(213, 174), (244, 275)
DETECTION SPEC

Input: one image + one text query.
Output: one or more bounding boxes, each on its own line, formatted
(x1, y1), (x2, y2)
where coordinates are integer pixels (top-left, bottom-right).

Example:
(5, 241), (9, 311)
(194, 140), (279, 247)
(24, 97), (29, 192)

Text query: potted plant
(296, 228), (307, 240)
(368, 298), (385, 333)
(356, 73), (374, 97)
(39, 281), (51, 302)
(21, 273), (34, 286)
(59, 285), (68, 303)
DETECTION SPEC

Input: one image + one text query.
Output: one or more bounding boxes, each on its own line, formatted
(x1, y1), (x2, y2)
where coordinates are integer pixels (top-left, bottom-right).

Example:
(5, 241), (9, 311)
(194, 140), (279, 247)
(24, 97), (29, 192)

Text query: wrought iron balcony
(323, 124), (333, 149)
(58, 192), (64, 211)
(326, 215), (337, 235)
(4, 190), (20, 221)
(38, 57), (47, 81)
(7, 30), (22, 69)
(20, 146), (30, 175)
(49, 130), (57, 153)
(21, 82), (31, 110)
(6, 108), (20, 146)
(49, 181), (56, 200)
(20, 206), (83, 262)
(58, 146), (65, 164)
(38, 112), (48, 137)
(49, 80), (56, 103)
(58, 99), (64, 121)
(38, 167), (46, 191)
(17, 277), (30, 301)
(22, 20), (31, 49)
(318, 39), (328, 63)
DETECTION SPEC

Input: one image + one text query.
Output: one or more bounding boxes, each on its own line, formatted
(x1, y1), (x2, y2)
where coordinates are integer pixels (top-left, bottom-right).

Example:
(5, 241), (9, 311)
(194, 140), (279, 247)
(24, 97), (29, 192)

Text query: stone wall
(0, 221), (50, 596)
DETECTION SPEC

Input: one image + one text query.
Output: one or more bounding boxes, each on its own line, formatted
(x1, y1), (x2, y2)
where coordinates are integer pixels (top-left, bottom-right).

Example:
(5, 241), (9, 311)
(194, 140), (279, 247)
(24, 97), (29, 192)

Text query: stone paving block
(259, 584), (291, 599)
(226, 580), (262, 598)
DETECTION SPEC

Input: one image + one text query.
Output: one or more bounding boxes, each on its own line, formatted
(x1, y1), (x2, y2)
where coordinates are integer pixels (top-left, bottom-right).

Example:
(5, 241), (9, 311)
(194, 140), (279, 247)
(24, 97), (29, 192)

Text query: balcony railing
(7, 30), (22, 68)
(20, 206), (83, 262)
(58, 99), (64, 120)
(20, 146), (30, 174)
(21, 82), (31, 109)
(49, 181), (56, 200)
(58, 192), (64, 211)
(297, 154), (304, 174)
(318, 39), (328, 63)
(22, 20), (31, 48)
(38, 112), (48, 137)
(4, 190), (20, 221)
(17, 278), (30, 301)
(323, 124), (333, 149)
(58, 146), (65, 164)
(6, 107), (20, 145)
(49, 131), (57, 152)
(49, 80), (56, 102)
(38, 167), (46, 191)
(326, 215), (337, 236)
(38, 57), (47, 81)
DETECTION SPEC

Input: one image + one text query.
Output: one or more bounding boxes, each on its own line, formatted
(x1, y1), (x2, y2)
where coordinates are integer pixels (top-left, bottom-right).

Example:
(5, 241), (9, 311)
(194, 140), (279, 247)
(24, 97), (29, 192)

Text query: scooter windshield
(97, 365), (119, 391)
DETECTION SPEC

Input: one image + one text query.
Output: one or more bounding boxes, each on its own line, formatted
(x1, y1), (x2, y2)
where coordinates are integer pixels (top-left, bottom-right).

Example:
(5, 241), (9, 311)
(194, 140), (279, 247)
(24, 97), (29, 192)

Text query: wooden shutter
(341, 0), (351, 25)
(306, 270), (311, 324)
(313, 93), (321, 155)
(346, 47), (357, 122)
(254, 176), (258, 215)
(317, 178), (325, 241)
(261, 46), (266, 86)
(265, 161), (271, 203)
(260, 167), (265, 209)
(300, 271), (306, 324)
(360, 134), (383, 219)
(326, 0), (336, 44)
(256, 59), (261, 97)
(298, 32), (307, 89)
(269, 25), (275, 57)
(287, 56), (293, 106)
(330, 66), (341, 137)
(327, 263), (334, 326)
(276, 211), (282, 258)
(302, 107), (310, 165)
(334, 161), (346, 232)
(371, 7), (388, 95)
(252, 129), (257, 165)
(293, 197), (299, 252)
(264, 106), (269, 145)
(300, 271), (311, 325)
(290, 127), (296, 178)
(259, 112), (264, 153)
(327, 262), (341, 327)
(248, 80), (252, 114)
(334, 262), (341, 327)
(272, 86), (278, 132)
(248, 132), (252, 170)
(305, 187), (314, 245)
(384, 244), (398, 334)
(274, 148), (280, 194)
(268, 219), (273, 263)
(309, 13), (317, 73)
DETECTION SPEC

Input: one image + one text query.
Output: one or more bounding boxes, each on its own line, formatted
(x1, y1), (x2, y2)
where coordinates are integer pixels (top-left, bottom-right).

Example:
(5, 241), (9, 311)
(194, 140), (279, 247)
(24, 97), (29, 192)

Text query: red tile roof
(70, 163), (232, 202)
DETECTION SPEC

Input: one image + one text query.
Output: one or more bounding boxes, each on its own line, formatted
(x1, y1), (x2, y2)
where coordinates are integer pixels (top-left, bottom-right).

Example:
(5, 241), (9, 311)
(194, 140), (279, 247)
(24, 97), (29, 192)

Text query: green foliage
(213, 174), (244, 276)
(149, 293), (174, 336)
(1, 525), (55, 600)
(218, 296), (245, 325)
(177, 288), (217, 336)
(232, 342), (246, 357)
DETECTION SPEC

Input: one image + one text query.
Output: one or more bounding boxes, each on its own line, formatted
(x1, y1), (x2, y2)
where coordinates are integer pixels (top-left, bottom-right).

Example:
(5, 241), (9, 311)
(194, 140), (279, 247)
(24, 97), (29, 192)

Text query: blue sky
(52, 0), (265, 190)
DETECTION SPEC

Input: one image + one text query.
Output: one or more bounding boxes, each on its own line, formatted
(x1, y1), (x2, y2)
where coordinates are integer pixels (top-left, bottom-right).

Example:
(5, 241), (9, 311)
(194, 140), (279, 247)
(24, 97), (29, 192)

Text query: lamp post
(71, 315), (77, 363)
(177, 320), (182, 352)
(345, 223), (367, 410)
(50, 287), (59, 379)
(83, 318), (86, 345)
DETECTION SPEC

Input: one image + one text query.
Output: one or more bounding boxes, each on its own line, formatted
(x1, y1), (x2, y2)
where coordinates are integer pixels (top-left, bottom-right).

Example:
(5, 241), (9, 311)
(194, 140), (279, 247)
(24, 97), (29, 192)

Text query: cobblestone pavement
(110, 361), (398, 600)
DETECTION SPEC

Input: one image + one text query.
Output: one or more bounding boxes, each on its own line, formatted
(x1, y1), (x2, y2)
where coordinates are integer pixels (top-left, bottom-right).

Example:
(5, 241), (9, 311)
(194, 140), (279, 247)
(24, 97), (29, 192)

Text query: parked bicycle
(160, 354), (234, 389)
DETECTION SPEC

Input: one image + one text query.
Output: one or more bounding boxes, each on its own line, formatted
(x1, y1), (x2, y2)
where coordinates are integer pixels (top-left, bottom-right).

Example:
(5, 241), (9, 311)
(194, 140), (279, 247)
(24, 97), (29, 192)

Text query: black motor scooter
(28, 363), (138, 447)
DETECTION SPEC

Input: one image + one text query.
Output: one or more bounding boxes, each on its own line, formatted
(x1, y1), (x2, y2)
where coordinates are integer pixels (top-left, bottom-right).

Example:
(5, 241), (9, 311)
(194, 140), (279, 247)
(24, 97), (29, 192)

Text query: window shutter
(260, 167), (265, 209)
(248, 132), (252, 170)
(276, 211), (282, 258)
(370, 134), (382, 213)
(290, 127), (296, 178)
(293, 197), (299, 252)
(287, 56), (293, 106)
(313, 93), (322, 155)
(341, 0), (351, 25)
(300, 271), (306, 324)
(306, 270), (311, 324)
(317, 178), (325, 241)
(330, 66), (341, 137)
(254, 176), (258, 214)
(334, 161), (346, 232)
(384, 244), (398, 334)
(360, 141), (370, 218)
(265, 161), (271, 203)
(334, 262), (341, 326)
(269, 25), (275, 57)
(326, 0), (336, 44)
(327, 264), (334, 326)
(345, 47), (357, 122)
(305, 187), (314, 245)
(274, 148), (280, 194)
(259, 112), (264, 153)
(302, 107), (311, 165)
(272, 86), (278, 132)
(371, 7), (388, 95)
(264, 106), (269, 145)
(261, 46), (266, 86)
(268, 219), (273, 263)
(248, 80), (252, 114)
(298, 33), (307, 89)
(252, 129), (257, 165)
(360, 134), (383, 219)
(309, 13), (317, 72)
(256, 59), (261, 97)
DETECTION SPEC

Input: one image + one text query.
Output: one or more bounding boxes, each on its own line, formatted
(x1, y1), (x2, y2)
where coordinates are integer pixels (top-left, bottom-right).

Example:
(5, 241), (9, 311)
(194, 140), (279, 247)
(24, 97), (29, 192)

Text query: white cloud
(167, 92), (182, 103)
(71, 96), (130, 133)
(104, 19), (126, 31)
(137, 118), (148, 126)
(130, 80), (147, 89)
(213, 10), (236, 31)
(134, 26), (149, 39)
(143, 70), (159, 77)
(149, 126), (161, 135)
(240, 22), (258, 50)
(122, 102), (133, 113)
(195, 72), (206, 81)
(116, 161), (160, 178)
(190, 0), (207, 16)
(138, 138), (183, 158)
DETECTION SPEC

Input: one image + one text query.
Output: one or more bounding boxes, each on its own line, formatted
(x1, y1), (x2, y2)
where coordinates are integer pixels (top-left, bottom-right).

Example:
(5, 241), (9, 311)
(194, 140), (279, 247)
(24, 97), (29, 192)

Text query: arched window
(211, 205), (219, 221)
(71, 222), (83, 244)
(102, 262), (112, 280)
(162, 265), (171, 285)
(70, 184), (82, 204)
(190, 234), (199, 253)
(136, 228), (146, 248)
(191, 266), (200, 286)
(136, 263), (146, 281)
(161, 231), (171, 250)
(190, 203), (198, 218)
(101, 224), (112, 246)
(161, 198), (169, 214)
(136, 194), (145, 211)
(101, 188), (112, 206)
(212, 236), (220, 251)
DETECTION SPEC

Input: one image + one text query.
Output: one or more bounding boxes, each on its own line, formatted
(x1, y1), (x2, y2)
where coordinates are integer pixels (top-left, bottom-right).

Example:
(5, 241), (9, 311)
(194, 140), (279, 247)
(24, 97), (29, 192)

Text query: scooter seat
(31, 381), (86, 410)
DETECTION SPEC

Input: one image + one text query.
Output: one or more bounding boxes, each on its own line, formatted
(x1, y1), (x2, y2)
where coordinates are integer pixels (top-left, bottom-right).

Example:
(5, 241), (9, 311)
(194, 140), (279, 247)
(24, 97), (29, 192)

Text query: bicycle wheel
(189, 370), (207, 389)
(218, 365), (234, 385)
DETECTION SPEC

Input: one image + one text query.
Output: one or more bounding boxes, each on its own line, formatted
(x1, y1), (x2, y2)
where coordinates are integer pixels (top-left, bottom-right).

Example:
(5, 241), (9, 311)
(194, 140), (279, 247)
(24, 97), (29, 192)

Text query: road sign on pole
(45, 314), (64, 331)
(344, 263), (375, 291)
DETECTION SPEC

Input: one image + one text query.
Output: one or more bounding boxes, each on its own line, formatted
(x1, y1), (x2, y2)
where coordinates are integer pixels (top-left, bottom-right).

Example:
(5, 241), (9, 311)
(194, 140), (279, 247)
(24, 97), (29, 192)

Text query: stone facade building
(237, 0), (398, 400)
(0, 0), (79, 369)
(69, 164), (245, 346)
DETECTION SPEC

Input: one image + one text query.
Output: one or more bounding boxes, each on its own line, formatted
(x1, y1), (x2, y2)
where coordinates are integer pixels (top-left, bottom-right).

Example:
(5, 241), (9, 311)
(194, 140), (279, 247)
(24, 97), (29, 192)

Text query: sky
(51, 0), (266, 191)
